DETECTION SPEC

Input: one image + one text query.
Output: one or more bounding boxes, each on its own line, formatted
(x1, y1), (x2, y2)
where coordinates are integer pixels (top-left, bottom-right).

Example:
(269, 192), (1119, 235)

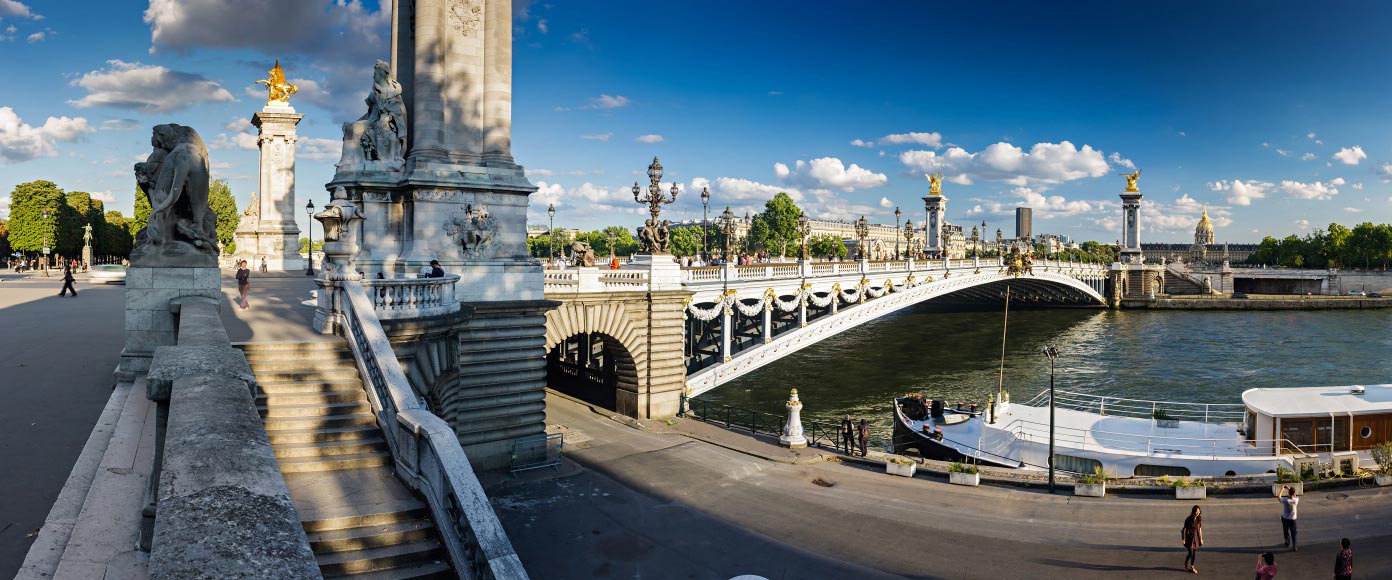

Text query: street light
(903, 221), (915, 259)
(547, 203), (556, 266)
(894, 206), (902, 260)
(1040, 344), (1059, 494)
(700, 186), (711, 260)
(797, 213), (811, 262)
(305, 199), (316, 276)
(719, 206), (737, 260)
(971, 225), (979, 258)
(981, 220), (988, 256)
(854, 215), (869, 260)
(41, 209), (50, 277)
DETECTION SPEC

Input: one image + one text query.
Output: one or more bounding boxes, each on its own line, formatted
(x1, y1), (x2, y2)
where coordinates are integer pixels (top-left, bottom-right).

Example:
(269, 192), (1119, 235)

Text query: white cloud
(695, 176), (802, 203)
(1344, 207), (1363, 213)
(1108, 152), (1135, 169)
(69, 60), (234, 113)
(878, 132), (942, 148)
(899, 140), (1111, 187)
(222, 117), (250, 132)
(776, 157), (887, 192)
(0, 0), (39, 20)
(1276, 149), (1292, 157)
(91, 190), (118, 203)
(878, 197), (892, 208)
(536, 18), (547, 34)
(1295, 219), (1310, 230)
(1177, 131), (1186, 137)
(99, 118), (141, 131)
(1278, 180), (1338, 200)
(1331, 177), (1346, 186)
(298, 137), (340, 161)
(587, 94), (630, 109)
(634, 134), (663, 143)
(1332, 145), (1366, 165)
(1207, 179), (1270, 206)
(24, 30), (40, 42)
(1261, 142), (1270, 148)
(1378, 162), (1392, 182)
(1306, 132), (1317, 140)
(0, 107), (94, 162)
(964, 187), (1111, 222)
(850, 138), (873, 148)
(1300, 152), (1316, 161)
(1353, 182), (1364, 190)
(0, 195), (10, 219)
(578, 133), (612, 142)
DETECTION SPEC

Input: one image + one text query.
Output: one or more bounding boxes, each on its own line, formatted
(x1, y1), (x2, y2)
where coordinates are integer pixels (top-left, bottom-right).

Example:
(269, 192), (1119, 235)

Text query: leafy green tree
(808, 234), (848, 259)
(0, 220), (11, 258)
(668, 225), (702, 257)
(102, 210), (133, 257)
(209, 179), (240, 248)
(297, 237), (324, 253)
(131, 184), (151, 246)
(64, 191), (110, 256)
(750, 193), (803, 258)
(6, 180), (66, 253)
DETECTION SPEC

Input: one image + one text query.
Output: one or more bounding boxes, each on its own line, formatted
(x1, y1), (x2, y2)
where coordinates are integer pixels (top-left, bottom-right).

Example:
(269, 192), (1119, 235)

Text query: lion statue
(132, 124), (217, 264)
(570, 241), (597, 267)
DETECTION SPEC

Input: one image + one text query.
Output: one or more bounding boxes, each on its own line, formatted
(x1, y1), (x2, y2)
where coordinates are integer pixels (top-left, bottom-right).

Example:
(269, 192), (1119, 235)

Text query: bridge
(542, 256), (1111, 418)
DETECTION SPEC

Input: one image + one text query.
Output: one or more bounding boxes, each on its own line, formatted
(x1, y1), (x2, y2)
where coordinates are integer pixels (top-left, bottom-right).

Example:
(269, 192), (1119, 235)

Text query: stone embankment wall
(1122, 297), (1392, 310)
(1331, 270), (1392, 294)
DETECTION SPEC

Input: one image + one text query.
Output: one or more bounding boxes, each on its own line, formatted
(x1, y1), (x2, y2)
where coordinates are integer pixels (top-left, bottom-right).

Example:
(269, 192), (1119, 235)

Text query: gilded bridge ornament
(928, 171), (944, 196)
(256, 60), (298, 106)
(1120, 169), (1142, 192)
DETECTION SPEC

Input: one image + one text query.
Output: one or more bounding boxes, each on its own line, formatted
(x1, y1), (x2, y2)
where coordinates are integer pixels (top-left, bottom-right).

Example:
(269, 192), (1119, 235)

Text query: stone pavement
(491, 393), (1392, 580)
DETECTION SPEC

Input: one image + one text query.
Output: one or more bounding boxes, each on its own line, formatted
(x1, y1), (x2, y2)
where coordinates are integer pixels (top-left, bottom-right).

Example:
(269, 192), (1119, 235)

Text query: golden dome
(1194, 208), (1214, 245)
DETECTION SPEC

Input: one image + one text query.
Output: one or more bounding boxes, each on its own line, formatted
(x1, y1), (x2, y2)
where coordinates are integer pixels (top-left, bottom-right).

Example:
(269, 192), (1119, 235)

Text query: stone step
(307, 519), (438, 554)
(263, 413), (378, 432)
(250, 359), (361, 374)
(322, 560), (454, 580)
(258, 400), (373, 418)
(234, 340), (350, 353)
(274, 438), (390, 459)
(257, 378), (366, 395)
(258, 390), (369, 407)
(266, 425), (380, 445)
(316, 539), (445, 577)
(253, 368), (364, 383)
(240, 348), (354, 363)
(277, 451), (392, 473)
(303, 504), (430, 533)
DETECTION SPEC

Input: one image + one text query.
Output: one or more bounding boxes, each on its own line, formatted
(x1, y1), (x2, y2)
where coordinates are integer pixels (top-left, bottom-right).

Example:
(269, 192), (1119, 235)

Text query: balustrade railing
(360, 275), (461, 320)
(543, 271), (579, 286)
(1022, 389), (1247, 423)
(338, 283), (528, 580)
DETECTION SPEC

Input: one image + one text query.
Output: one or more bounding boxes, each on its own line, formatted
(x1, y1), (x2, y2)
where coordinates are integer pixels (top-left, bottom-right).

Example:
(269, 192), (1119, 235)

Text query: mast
(997, 285), (1010, 406)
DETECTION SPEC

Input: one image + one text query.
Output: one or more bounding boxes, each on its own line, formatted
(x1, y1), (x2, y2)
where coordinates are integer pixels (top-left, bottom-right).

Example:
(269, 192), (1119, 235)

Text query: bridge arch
(543, 297), (688, 418)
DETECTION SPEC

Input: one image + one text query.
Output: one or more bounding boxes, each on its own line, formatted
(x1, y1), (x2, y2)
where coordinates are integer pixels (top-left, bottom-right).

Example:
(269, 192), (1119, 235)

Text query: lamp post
(894, 206), (902, 260)
(632, 157), (679, 254)
(971, 225), (979, 258)
(996, 228), (1003, 255)
(719, 206), (736, 261)
(854, 215), (869, 260)
(700, 186), (710, 260)
(305, 199), (316, 276)
(903, 221), (915, 259)
(797, 213), (811, 261)
(1040, 344), (1059, 494)
(547, 203), (556, 266)
(981, 220), (988, 256)
(41, 209), (50, 277)
(607, 229), (617, 260)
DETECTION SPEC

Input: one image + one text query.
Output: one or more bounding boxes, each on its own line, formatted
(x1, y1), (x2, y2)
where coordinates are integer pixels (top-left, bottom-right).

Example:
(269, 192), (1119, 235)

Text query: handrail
(994, 416), (1328, 459)
(1020, 389), (1247, 423)
(338, 282), (528, 580)
(360, 275), (461, 320)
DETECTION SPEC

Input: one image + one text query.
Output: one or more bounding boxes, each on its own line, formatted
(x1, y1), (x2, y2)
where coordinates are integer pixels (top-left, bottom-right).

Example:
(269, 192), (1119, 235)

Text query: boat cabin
(1242, 384), (1392, 457)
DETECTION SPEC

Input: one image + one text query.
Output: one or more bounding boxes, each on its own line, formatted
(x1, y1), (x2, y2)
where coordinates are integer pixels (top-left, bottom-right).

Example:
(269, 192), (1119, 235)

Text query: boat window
(1281, 419), (1315, 453)
(1135, 464), (1191, 478)
(1053, 454), (1102, 475)
(1362, 426), (1374, 439)
(1243, 410), (1256, 442)
(1331, 417), (1350, 452)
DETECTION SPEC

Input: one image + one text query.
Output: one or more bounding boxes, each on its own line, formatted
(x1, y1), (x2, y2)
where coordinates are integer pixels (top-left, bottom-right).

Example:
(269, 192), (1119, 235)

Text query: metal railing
(992, 416), (1327, 460)
(683, 398), (850, 451)
(360, 275), (461, 320)
(339, 282), (528, 580)
(1021, 389), (1248, 424)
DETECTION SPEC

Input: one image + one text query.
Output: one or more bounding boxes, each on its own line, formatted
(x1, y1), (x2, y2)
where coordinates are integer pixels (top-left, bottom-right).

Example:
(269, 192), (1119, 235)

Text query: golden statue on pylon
(256, 60), (298, 106)
(928, 171), (943, 195)
(1120, 169), (1142, 192)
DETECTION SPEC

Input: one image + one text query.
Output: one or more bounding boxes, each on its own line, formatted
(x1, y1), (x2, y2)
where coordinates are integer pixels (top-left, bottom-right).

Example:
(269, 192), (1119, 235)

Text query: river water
(702, 305), (1392, 447)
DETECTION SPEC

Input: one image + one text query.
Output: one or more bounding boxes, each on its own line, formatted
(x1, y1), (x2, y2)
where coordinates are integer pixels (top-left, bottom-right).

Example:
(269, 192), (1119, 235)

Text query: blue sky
(4, 0), (1392, 242)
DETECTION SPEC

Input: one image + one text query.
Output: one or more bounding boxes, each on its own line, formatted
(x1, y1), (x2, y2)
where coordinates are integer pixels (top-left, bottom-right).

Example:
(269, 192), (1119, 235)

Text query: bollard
(779, 388), (808, 449)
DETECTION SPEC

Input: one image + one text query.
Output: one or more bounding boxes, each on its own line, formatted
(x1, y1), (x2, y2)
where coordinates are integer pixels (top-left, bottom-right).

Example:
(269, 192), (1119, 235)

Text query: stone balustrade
(542, 267), (652, 294)
(360, 274), (461, 320)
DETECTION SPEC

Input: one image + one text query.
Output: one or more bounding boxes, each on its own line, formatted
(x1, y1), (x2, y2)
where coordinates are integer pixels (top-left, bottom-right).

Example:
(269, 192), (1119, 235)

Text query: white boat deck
(989, 402), (1257, 458)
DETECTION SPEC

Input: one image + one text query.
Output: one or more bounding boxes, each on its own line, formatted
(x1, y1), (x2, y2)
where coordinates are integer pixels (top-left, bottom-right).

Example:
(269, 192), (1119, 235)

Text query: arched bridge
(543, 257), (1109, 418)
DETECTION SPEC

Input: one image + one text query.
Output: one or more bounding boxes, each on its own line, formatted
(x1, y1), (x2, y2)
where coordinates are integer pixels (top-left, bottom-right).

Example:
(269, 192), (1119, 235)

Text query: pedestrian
(857, 419), (869, 457)
(259, 257), (267, 273)
(58, 263), (78, 297)
(1278, 485), (1299, 551)
(235, 259), (251, 309)
(428, 259), (445, 278)
(1180, 505), (1203, 573)
(840, 415), (854, 455)
(1334, 537), (1352, 580)
(1255, 552), (1278, 580)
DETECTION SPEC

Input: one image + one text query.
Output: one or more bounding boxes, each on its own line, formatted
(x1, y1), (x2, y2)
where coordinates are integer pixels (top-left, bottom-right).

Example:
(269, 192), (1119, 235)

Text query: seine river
(702, 306), (1392, 447)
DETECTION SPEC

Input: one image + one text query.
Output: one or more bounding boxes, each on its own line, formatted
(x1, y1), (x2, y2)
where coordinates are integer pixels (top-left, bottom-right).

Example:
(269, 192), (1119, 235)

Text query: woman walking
(1181, 505), (1203, 573)
(235, 260), (251, 309)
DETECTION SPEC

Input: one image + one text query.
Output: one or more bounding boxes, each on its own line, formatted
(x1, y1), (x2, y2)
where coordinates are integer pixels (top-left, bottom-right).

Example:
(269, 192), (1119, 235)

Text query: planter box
(1175, 486), (1207, 500)
(949, 471), (980, 486)
(1154, 419), (1179, 429)
(1375, 474), (1392, 487)
(1272, 482), (1303, 496)
(1074, 482), (1106, 498)
(885, 462), (916, 477)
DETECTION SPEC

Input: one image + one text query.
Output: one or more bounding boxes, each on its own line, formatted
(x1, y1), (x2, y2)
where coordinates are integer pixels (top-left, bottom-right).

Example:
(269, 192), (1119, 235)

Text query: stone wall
(117, 266), (222, 381)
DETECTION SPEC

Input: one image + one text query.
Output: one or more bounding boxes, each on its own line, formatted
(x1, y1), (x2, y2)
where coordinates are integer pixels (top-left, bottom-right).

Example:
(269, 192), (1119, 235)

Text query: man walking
(1278, 485), (1299, 551)
(857, 419), (869, 457)
(59, 264), (78, 297)
(1334, 538), (1353, 580)
(840, 415), (855, 456)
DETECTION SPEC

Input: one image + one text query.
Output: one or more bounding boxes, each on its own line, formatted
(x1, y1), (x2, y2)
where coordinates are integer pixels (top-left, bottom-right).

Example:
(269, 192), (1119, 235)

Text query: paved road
(493, 395), (1392, 580)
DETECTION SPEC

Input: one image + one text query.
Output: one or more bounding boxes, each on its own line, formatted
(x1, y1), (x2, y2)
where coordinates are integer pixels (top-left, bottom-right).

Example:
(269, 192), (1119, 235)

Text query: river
(701, 305), (1392, 448)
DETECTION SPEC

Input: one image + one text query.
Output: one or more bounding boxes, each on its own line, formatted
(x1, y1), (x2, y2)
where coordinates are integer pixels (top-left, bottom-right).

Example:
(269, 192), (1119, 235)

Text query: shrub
(1152, 409), (1174, 421)
(887, 456), (915, 465)
(1275, 466), (1298, 483)
(1173, 478), (1205, 487)
(1077, 467), (1107, 485)
(949, 461), (979, 474)
(1372, 442), (1392, 475)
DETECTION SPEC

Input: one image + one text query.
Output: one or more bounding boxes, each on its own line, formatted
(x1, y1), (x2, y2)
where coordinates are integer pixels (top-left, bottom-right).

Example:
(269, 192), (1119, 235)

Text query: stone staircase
(237, 340), (455, 580)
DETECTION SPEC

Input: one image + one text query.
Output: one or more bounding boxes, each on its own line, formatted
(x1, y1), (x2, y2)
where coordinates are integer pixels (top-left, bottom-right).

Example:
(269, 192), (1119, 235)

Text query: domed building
(1189, 208), (1215, 263)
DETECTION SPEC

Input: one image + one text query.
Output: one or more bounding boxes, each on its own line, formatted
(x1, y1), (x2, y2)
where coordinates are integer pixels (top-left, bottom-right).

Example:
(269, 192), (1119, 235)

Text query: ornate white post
(779, 388), (807, 448)
(762, 301), (772, 344)
(720, 300), (733, 363)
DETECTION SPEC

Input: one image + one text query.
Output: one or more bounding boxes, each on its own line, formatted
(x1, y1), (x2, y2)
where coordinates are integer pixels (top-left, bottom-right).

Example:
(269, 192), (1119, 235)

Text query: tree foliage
(7, 180), (67, 253)
(807, 234), (848, 259)
(132, 184), (151, 240)
(209, 179), (240, 248)
(748, 192), (803, 258)
(1245, 222), (1392, 269)
(668, 225), (702, 257)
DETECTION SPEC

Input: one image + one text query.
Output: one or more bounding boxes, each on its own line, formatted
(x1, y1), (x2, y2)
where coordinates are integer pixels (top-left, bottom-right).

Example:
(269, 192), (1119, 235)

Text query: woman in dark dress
(1181, 505), (1203, 573)
(236, 260), (251, 309)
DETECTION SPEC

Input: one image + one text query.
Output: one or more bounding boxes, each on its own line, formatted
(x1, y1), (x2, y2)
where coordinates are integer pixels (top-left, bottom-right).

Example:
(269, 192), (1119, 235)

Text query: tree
(668, 225), (702, 257)
(750, 193), (803, 258)
(131, 184), (151, 246)
(102, 210), (133, 257)
(64, 191), (109, 256)
(808, 234), (848, 259)
(297, 237), (324, 253)
(0, 220), (10, 258)
(6, 180), (66, 253)
(209, 179), (240, 248)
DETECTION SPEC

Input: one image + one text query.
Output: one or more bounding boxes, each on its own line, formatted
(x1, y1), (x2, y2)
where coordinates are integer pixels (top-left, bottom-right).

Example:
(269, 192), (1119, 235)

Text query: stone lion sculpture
(132, 124), (217, 265)
(570, 241), (597, 267)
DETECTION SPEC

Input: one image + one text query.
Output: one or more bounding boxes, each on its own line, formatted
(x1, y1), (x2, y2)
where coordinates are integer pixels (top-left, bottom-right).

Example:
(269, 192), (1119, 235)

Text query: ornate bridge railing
(360, 274), (461, 320)
(337, 282), (528, 580)
(678, 257), (1108, 286)
(543, 268), (652, 294)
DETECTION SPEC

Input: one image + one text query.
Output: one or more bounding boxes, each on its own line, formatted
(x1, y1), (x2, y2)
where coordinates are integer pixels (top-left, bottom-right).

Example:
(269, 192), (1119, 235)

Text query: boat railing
(1021, 389), (1247, 424)
(996, 417), (1330, 460)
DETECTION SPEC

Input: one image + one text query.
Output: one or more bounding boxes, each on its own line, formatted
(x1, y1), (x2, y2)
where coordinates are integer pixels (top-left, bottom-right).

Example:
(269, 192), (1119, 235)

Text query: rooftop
(1242, 384), (1392, 418)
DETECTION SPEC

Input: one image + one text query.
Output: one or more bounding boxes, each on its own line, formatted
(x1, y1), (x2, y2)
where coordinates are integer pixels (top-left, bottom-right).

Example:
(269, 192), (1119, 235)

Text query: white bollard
(779, 388), (808, 449)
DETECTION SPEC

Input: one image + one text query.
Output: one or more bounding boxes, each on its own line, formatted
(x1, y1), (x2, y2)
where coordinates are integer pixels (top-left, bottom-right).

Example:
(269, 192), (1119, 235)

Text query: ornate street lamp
(305, 199), (317, 275)
(40, 209), (51, 277)
(1040, 344), (1060, 494)
(903, 221), (915, 259)
(894, 206), (902, 260)
(547, 203), (556, 265)
(700, 186), (711, 259)
(971, 225), (979, 258)
(854, 215), (869, 260)
(718, 206), (737, 260)
(632, 157), (679, 254)
(797, 213), (811, 262)
(981, 221), (988, 256)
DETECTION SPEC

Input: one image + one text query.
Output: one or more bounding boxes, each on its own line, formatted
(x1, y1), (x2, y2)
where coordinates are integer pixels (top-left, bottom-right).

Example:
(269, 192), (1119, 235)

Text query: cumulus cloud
(1207, 179), (1270, 206)
(775, 157), (887, 192)
(693, 176), (802, 203)
(879, 132), (942, 148)
(1108, 152), (1135, 169)
(1332, 145), (1366, 165)
(99, 118), (141, 131)
(634, 134), (663, 143)
(0, 0), (40, 20)
(69, 60), (234, 113)
(1300, 152), (1316, 161)
(965, 186), (1109, 220)
(899, 140), (1111, 187)
(1307, 132), (1317, 140)
(1295, 219), (1310, 230)
(1276, 149), (1292, 157)
(1278, 180), (1339, 200)
(24, 30), (41, 42)
(578, 133), (612, 142)
(1353, 182), (1364, 190)
(298, 137), (340, 161)
(878, 197), (893, 208)
(1331, 177), (1346, 186)
(527, 180), (651, 223)
(1345, 207), (1363, 213)
(1379, 162), (1392, 182)
(0, 107), (94, 162)
(850, 138), (873, 148)
(586, 94), (629, 109)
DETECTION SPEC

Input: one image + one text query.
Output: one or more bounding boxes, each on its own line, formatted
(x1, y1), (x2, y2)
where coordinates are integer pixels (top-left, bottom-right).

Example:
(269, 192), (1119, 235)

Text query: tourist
(841, 415), (854, 455)
(1255, 552), (1278, 580)
(235, 260), (251, 309)
(610, 253), (620, 270)
(857, 419), (869, 456)
(1334, 538), (1353, 580)
(1278, 485), (1299, 551)
(428, 259), (445, 278)
(58, 264), (78, 297)
(1180, 505), (1203, 573)
(259, 257), (268, 273)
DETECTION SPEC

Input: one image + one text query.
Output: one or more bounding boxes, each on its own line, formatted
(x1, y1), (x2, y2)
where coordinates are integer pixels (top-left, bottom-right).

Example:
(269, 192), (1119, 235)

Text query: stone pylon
(234, 101), (304, 271)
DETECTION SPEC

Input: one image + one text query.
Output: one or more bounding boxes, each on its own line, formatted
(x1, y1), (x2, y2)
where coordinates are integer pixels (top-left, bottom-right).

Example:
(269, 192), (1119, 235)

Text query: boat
(894, 384), (1392, 477)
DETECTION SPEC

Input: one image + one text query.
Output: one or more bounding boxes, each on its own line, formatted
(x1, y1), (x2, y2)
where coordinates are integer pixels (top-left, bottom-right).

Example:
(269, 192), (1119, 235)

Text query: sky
(4, 1), (1392, 243)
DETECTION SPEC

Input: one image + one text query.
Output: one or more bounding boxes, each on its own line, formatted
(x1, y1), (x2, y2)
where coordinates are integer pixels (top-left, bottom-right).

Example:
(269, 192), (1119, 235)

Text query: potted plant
(1074, 467), (1107, 498)
(885, 456), (917, 477)
(949, 461), (980, 486)
(1273, 466), (1303, 496)
(1373, 442), (1392, 487)
(1152, 408), (1179, 429)
(1173, 478), (1206, 500)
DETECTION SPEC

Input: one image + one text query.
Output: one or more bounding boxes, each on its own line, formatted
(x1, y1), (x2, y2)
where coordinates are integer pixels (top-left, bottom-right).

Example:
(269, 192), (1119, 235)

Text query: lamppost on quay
(797, 213), (811, 262)
(894, 206), (902, 260)
(903, 221), (915, 260)
(1040, 344), (1059, 494)
(547, 203), (556, 266)
(41, 209), (50, 277)
(854, 215), (869, 260)
(305, 199), (316, 276)
(719, 206), (737, 261)
(700, 186), (711, 260)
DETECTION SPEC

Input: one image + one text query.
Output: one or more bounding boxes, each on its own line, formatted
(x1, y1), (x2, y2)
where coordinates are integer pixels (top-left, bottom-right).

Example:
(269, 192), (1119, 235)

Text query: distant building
(1015, 207), (1032, 240)
(1141, 209), (1258, 263)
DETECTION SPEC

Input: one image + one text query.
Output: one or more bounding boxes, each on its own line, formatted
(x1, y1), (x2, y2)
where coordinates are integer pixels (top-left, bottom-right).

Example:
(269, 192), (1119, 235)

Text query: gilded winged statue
(1120, 169), (1142, 192)
(256, 60), (298, 105)
(928, 171), (943, 195)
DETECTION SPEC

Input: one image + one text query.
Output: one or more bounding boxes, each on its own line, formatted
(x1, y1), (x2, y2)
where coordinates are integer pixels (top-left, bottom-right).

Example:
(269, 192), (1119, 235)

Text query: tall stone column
(482, 0), (513, 163)
(1120, 191), (1143, 264)
(234, 102), (304, 271)
(924, 193), (947, 258)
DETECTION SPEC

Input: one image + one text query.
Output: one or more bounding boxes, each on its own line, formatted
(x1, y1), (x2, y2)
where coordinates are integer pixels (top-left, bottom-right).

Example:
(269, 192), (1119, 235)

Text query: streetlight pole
(1040, 344), (1059, 494)
(305, 199), (316, 276)
(894, 206), (902, 260)
(701, 186), (710, 260)
(547, 203), (556, 266)
(719, 206), (736, 261)
(903, 221), (915, 260)
(797, 213), (811, 262)
(41, 209), (50, 277)
(854, 215), (869, 260)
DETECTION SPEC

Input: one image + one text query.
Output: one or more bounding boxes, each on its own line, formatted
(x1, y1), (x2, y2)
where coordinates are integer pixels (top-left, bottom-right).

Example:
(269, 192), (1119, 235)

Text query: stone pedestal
(779, 389), (807, 449)
(116, 267), (222, 381)
(630, 253), (683, 291)
(924, 193), (947, 257)
(233, 106), (304, 272)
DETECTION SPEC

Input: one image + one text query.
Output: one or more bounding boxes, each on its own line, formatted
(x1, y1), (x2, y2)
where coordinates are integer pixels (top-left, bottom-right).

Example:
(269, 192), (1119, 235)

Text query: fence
(681, 396), (851, 451)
